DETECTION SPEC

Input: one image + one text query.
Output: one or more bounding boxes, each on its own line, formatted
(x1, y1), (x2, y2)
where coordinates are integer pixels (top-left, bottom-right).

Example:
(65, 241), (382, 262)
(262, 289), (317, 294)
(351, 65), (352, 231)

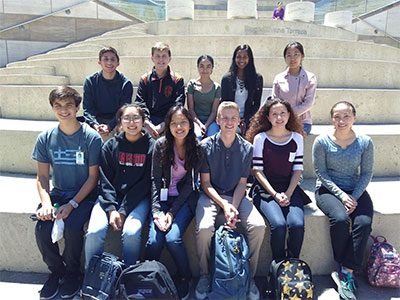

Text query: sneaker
(248, 279), (260, 300)
(40, 273), (60, 300)
(59, 274), (80, 299)
(331, 270), (357, 300)
(177, 277), (190, 300)
(195, 275), (210, 300)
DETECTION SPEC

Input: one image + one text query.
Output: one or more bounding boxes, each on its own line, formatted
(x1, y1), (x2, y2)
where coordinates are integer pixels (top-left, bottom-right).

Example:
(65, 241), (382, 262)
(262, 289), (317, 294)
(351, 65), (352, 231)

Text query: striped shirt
(252, 131), (303, 179)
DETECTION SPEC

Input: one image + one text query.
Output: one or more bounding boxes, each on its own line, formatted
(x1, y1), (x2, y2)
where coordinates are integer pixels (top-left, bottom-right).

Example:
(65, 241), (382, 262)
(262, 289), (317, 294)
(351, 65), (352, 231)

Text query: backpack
(266, 258), (313, 300)
(367, 235), (400, 288)
(81, 252), (125, 300)
(115, 260), (179, 300)
(208, 226), (251, 300)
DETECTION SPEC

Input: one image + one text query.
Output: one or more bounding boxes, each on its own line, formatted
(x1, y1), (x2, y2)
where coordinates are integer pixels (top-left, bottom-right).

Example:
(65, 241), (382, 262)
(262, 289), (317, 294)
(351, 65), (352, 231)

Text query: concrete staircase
(0, 18), (399, 276)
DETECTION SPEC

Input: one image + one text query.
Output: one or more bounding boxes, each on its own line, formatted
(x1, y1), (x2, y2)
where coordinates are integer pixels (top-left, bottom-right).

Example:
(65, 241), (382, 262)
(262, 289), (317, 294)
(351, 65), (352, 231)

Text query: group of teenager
(32, 41), (374, 300)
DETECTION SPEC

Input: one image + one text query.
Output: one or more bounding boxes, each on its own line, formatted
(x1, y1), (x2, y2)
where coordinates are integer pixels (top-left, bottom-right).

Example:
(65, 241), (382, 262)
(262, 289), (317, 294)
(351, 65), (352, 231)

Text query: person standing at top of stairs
(83, 47), (134, 140)
(135, 42), (185, 140)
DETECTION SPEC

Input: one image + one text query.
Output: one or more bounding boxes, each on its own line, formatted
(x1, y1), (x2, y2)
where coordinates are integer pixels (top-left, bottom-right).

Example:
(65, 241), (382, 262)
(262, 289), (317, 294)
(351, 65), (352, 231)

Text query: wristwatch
(69, 200), (79, 209)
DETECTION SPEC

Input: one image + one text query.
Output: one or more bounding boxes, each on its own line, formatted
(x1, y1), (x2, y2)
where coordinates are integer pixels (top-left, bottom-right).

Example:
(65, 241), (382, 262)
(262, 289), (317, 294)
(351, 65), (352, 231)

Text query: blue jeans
(303, 123), (312, 135)
(85, 198), (150, 268)
(258, 189), (304, 261)
(145, 197), (194, 278)
(35, 190), (95, 276)
(194, 120), (219, 139)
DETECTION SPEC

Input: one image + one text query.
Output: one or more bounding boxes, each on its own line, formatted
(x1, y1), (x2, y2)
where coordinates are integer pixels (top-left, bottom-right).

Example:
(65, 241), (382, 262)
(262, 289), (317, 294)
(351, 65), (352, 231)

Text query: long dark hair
(160, 105), (203, 171)
(229, 44), (257, 92)
(246, 98), (305, 143)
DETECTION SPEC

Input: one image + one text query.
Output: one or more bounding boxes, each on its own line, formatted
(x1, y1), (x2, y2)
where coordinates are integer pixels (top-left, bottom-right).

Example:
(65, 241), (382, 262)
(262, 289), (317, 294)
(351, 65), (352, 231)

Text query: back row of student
(33, 83), (373, 300)
(82, 41), (317, 141)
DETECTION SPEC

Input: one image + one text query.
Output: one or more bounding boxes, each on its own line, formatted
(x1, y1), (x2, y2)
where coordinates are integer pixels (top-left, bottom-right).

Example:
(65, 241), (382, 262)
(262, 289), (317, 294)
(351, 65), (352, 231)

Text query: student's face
(98, 52), (119, 75)
(267, 103), (290, 128)
(285, 46), (304, 70)
(151, 49), (171, 73)
(217, 108), (240, 135)
(235, 50), (249, 70)
(52, 98), (79, 121)
(120, 107), (143, 137)
(169, 110), (191, 142)
(331, 103), (356, 131)
(197, 58), (213, 78)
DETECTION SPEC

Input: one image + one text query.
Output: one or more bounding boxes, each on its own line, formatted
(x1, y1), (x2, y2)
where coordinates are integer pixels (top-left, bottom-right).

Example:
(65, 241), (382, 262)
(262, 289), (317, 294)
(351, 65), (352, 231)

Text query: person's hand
(342, 194), (357, 215)
(56, 203), (74, 220)
(36, 203), (55, 221)
(109, 210), (125, 231)
(153, 212), (166, 231)
(163, 212), (174, 231)
(223, 202), (240, 229)
(154, 123), (165, 136)
(145, 121), (160, 139)
(98, 124), (111, 138)
(200, 123), (207, 136)
(274, 192), (290, 207)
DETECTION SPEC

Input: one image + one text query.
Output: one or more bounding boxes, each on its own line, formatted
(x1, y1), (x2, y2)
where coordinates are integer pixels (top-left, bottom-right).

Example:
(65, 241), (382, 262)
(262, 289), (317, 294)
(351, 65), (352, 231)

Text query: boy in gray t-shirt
(32, 86), (102, 299)
(195, 101), (265, 300)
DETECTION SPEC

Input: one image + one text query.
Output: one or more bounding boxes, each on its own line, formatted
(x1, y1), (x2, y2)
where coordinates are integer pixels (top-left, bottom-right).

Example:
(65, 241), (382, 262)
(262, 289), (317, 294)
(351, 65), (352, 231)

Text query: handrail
(353, 16), (400, 46)
(352, 0), (400, 23)
(0, 0), (142, 35)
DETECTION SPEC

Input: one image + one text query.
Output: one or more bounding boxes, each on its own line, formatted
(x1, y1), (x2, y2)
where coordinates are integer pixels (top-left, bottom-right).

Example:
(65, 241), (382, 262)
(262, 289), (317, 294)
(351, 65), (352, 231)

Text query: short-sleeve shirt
(32, 124), (102, 192)
(252, 131), (303, 179)
(187, 80), (221, 123)
(200, 132), (252, 196)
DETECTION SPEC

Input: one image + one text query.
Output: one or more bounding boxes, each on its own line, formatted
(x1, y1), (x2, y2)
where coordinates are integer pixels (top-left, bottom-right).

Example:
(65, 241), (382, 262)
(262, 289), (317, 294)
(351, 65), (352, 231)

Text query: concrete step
(0, 75), (69, 85)
(27, 51), (99, 61)
(0, 66), (55, 76)
(79, 35), (400, 62)
(116, 19), (358, 40)
(0, 85), (399, 125)
(6, 56), (400, 88)
(1, 272), (399, 300)
(0, 174), (398, 277)
(49, 44), (103, 54)
(0, 118), (398, 177)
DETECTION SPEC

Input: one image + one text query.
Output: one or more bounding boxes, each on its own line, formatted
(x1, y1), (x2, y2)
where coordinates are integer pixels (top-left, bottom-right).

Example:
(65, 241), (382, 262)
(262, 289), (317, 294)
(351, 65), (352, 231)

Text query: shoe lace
(344, 273), (357, 291)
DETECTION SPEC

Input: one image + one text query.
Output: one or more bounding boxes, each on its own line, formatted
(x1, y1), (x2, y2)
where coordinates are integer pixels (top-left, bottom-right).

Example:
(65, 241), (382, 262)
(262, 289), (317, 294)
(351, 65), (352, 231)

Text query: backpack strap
(370, 235), (387, 243)
(141, 73), (151, 85)
(170, 71), (182, 85)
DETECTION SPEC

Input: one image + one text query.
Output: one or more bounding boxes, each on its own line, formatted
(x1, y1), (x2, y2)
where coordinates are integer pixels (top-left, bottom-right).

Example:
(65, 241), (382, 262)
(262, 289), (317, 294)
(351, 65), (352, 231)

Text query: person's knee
(35, 220), (52, 239)
(196, 224), (214, 242)
(354, 215), (372, 232)
(165, 231), (182, 246)
(64, 221), (83, 239)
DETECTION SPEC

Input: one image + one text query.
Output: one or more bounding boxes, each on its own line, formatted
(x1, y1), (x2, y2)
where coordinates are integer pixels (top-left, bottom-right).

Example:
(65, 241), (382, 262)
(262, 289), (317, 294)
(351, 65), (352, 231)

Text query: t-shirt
(187, 80), (221, 123)
(168, 146), (187, 196)
(200, 132), (252, 196)
(235, 78), (248, 118)
(32, 124), (102, 192)
(252, 131), (304, 179)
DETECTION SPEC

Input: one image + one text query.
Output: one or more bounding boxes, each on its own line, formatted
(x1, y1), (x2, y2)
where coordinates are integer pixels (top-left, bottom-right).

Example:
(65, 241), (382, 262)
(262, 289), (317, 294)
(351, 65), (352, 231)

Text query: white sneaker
(195, 275), (210, 300)
(248, 279), (260, 300)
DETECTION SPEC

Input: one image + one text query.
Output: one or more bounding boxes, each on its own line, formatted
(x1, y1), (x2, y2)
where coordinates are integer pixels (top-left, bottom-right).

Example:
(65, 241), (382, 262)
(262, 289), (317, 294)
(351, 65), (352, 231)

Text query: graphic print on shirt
(118, 152), (146, 167)
(164, 85), (173, 97)
(52, 147), (84, 166)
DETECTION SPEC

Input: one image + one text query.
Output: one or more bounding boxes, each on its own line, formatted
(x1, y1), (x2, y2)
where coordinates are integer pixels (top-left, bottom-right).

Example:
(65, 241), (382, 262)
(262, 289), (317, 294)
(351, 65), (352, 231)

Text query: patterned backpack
(367, 235), (400, 288)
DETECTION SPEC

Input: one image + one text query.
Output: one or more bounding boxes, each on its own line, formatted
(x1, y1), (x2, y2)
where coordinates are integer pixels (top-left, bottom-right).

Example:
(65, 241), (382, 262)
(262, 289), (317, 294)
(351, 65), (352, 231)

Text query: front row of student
(33, 86), (373, 300)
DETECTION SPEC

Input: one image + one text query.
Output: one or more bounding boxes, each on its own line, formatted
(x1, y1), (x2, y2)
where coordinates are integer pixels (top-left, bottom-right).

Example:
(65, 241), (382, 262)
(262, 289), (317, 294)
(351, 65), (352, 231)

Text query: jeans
(85, 198), (149, 268)
(194, 121), (219, 139)
(196, 193), (266, 277)
(258, 189), (304, 261)
(145, 197), (194, 279)
(35, 190), (95, 276)
(303, 123), (312, 135)
(316, 187), (373, 271)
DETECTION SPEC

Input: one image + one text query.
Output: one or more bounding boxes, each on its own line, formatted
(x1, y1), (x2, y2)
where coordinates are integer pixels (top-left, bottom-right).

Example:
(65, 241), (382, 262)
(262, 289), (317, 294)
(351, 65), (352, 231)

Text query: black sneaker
(59, 274), (80, 299)
(177, 277), (190, 300)
(40, 273), (60, 300)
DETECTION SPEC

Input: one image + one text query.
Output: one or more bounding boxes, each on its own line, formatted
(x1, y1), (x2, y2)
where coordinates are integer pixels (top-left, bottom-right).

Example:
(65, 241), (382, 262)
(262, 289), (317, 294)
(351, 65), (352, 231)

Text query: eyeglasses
(121, 115), (142, 123)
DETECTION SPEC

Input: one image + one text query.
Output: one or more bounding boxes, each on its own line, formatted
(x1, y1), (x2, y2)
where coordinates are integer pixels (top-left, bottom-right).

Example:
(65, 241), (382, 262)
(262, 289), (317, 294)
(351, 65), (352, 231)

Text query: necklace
(236, 77), (245, 93)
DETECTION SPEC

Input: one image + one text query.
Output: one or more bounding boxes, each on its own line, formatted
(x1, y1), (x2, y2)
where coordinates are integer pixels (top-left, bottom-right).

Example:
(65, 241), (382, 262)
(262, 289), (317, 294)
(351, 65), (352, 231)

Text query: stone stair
(0, 18), (399, 276)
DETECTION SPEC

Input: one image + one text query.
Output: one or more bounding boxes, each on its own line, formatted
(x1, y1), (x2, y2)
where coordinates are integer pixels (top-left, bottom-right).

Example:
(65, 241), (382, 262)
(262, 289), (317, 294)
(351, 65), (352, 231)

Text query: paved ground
(0, 271), (399, 300)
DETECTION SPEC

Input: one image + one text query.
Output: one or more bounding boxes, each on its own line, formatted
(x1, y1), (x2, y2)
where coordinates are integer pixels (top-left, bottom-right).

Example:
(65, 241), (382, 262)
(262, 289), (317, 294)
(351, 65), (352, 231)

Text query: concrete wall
(0, 0), (86, 15)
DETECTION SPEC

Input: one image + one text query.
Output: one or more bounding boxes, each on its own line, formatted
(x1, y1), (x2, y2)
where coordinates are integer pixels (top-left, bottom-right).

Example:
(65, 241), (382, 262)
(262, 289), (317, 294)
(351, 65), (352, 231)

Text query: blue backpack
(208, 225), (251, 300)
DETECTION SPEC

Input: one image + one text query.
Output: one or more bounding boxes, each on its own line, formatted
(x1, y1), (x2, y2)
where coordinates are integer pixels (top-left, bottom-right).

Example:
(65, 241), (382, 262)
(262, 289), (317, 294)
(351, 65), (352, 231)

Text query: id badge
(76, 151), (84, 165)
(160, 188), (168, 201)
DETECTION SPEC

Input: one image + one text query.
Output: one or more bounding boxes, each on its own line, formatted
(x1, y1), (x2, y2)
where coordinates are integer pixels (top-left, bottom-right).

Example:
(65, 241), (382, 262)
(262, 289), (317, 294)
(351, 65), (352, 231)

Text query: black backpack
(115, 260), (179, 300)
(266, 258), (313, 300)
(81, 252), (125, 300)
